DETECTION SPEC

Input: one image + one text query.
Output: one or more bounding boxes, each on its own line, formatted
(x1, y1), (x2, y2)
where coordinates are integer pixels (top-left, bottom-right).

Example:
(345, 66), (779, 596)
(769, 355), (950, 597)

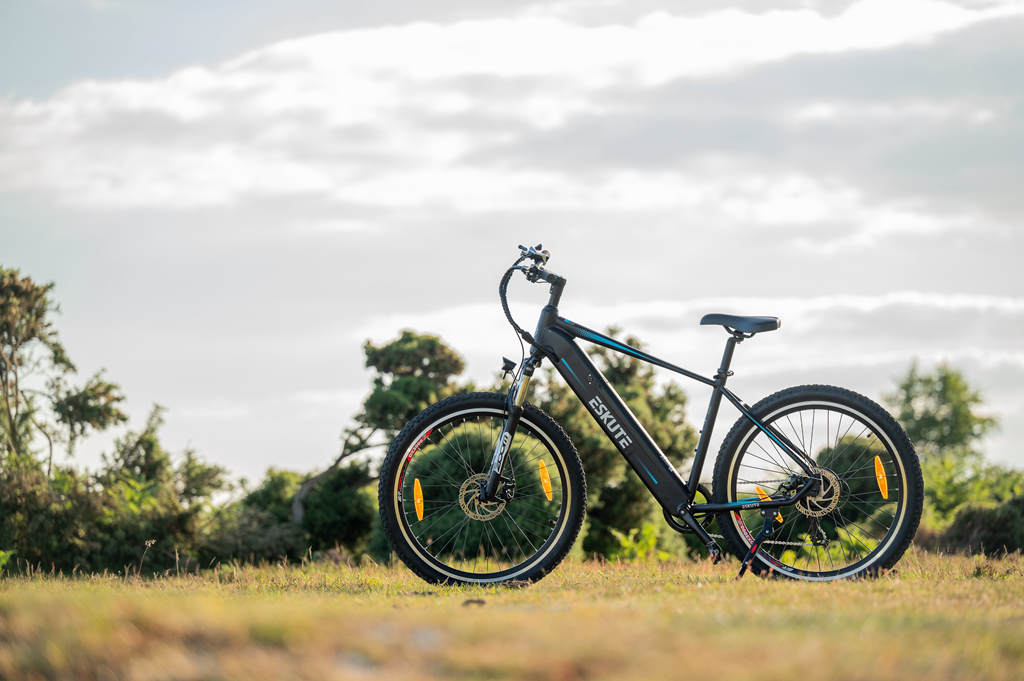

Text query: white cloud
(1, 0), (1020, 212)
(787, 99), (1005, 125)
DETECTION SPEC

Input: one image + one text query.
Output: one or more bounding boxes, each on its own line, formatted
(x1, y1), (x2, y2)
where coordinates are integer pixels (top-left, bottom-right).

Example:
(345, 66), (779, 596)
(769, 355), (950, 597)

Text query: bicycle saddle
(700, 313), (780, 334)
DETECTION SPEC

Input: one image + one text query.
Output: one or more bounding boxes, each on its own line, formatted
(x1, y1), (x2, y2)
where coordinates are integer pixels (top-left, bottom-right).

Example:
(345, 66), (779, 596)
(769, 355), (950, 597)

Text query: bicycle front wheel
(378, 392), (586, 585)
(712, 385), (923, 580)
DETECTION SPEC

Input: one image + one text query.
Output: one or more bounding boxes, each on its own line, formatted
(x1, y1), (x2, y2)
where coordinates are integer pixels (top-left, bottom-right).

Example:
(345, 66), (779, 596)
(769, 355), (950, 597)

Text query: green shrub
(199, 505), (305, 566)
(0, 407), (228, 574)
(940, 496), (1024, 556)
(301, 463), (375, 554)
(242, 469), (306, 524)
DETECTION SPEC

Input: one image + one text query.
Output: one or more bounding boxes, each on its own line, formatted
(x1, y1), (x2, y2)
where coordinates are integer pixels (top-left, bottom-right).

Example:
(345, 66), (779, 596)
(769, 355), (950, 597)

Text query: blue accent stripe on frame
(638, 461), (659, 484)
(748, 416), (790, 452)
(559, 358), (580, 382)
(576, 327), (653, 362)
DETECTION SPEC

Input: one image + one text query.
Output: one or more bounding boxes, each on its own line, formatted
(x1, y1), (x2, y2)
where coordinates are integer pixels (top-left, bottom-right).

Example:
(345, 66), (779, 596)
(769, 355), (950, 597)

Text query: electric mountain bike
(379, 245), (923, 584)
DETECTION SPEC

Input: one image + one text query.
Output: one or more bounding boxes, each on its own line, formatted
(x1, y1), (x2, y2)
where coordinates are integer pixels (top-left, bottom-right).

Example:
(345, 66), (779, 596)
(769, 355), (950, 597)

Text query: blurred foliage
(941, 496), (1024, 556)
(362, 330), (466, 435)
(885, 362), (1024, 552)
(610, 523), (673, 562)
(244, 469), (306, 524)
(3, 263), (1022, 571)
(0, 406), (229, 573)
(302, 462), (375, 553)
(886, 362), (997, 453)
(0, 267), (126, 470)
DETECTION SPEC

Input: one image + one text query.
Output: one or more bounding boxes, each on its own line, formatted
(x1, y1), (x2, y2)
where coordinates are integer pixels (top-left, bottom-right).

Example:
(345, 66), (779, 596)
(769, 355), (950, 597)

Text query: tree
(290, 330), (466, 524)
(530, 329), (698, 556)
(0, 404), (231, 573)
(884, 362), (1011, 521)
(885, 362), (996, 456)
(0, 267), (126, 474)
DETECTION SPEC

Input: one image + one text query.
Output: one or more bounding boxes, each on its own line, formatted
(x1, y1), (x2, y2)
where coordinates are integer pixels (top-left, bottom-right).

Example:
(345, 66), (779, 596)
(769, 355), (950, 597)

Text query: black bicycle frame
(494, 273), (818, 530)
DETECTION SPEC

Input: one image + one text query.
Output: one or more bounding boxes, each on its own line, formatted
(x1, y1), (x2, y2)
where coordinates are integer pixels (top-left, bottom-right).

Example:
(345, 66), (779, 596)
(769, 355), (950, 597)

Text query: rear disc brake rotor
(796, 467), (841, 518)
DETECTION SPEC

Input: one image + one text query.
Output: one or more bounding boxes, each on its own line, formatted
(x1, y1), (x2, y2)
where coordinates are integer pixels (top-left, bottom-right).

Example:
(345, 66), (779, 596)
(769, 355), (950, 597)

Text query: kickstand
(737, 510), (780, 579)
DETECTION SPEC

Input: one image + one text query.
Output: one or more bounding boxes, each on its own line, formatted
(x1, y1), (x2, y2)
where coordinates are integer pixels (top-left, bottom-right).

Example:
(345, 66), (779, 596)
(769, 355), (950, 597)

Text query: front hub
(461, 473), (506, 521)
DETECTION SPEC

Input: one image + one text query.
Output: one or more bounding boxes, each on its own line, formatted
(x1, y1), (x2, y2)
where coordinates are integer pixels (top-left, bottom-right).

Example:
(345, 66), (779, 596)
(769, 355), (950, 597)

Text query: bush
(0, 462), (104, 572)
(0, 407), (230, 574)
(302, 462), (375, 554)
(199, 505), (305, 566)
(242, 469), (306, 524)
(940, 496), (1024, 556)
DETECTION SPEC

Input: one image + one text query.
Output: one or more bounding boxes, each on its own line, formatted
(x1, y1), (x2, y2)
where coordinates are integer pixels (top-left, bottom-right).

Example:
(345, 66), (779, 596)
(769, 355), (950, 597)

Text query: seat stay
(718, 387), (816, 475)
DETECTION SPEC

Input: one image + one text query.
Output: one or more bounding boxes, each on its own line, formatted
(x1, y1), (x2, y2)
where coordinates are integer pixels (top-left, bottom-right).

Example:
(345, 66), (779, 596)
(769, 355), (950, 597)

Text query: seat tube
(686, 335), (740, 494)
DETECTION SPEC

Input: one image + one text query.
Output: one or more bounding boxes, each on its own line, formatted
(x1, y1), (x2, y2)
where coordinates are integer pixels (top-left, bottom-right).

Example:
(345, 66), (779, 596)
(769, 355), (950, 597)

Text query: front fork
(482, 356), (538, 500)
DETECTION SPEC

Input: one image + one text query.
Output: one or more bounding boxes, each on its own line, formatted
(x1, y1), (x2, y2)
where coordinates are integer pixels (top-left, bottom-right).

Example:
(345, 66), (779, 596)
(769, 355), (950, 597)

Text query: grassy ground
(0, 549), (1022, 681)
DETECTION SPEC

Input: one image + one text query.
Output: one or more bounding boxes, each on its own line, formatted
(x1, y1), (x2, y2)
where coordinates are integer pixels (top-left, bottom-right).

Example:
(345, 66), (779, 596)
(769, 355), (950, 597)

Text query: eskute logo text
(587, 396), (633, 450)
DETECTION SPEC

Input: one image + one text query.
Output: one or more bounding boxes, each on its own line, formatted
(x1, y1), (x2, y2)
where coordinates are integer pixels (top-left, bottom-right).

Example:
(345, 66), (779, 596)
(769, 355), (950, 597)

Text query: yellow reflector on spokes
(539, 460), (553, 501)
(756, 485), (784, 523)
(414, 478), (424, 521)
(874, 456), (889, 500)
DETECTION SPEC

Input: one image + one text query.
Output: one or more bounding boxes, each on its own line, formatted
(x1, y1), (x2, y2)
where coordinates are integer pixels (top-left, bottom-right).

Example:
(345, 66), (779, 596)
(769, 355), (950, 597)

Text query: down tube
(540, 329), (690, 511)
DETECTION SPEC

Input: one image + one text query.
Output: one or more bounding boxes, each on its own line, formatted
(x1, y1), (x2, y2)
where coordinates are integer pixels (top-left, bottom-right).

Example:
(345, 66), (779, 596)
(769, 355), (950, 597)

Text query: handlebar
(500, 244), (567, 351)
(518, 243), (550, 265)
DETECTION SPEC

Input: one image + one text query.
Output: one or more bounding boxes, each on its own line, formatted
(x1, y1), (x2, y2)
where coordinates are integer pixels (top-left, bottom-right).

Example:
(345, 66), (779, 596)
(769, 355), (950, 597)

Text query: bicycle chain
(701, 481), (818, 546)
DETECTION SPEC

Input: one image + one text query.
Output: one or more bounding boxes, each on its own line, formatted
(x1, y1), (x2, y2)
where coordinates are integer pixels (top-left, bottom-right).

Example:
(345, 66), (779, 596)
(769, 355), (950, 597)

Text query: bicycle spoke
(395, 408), (569, 580)
(729, 399), (911, 579)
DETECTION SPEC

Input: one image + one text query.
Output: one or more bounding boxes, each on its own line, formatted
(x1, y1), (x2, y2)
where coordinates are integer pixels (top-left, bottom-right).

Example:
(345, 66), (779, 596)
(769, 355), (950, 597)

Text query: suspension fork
(482, 354), (540, 500)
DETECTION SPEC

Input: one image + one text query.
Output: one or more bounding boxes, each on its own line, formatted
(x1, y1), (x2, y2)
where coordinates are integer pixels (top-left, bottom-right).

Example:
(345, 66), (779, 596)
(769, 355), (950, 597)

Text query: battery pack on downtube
(538, 328), (691, 511)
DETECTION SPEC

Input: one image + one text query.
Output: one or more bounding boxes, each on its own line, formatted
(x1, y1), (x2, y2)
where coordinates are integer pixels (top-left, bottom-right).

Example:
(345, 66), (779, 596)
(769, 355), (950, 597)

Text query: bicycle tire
(378, 392), (586, 585)
(712, 384), (923, 580)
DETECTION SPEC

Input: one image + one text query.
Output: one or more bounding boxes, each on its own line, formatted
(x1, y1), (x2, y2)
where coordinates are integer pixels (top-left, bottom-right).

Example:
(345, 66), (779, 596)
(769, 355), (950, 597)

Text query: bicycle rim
(726, 400), (909, 579)
(391, 407), (573, 582)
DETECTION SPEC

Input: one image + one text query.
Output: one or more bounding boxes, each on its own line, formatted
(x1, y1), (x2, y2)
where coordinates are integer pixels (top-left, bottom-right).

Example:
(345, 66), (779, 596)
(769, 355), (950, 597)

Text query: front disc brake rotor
(458, 473), (506, 521)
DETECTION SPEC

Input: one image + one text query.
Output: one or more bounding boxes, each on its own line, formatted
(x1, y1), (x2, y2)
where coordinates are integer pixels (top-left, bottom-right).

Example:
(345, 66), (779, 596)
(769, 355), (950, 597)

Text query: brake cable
(498, 257), (537, 349)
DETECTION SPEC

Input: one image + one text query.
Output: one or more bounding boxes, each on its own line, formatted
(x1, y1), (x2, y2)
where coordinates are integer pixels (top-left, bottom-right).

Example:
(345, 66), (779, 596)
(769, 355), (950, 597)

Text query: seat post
(715, 333), (742, 384)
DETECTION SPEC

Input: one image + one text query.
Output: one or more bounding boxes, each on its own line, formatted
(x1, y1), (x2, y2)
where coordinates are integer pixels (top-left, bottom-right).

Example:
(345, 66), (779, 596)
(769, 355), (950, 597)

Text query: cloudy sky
(2, 0), (1021, 483)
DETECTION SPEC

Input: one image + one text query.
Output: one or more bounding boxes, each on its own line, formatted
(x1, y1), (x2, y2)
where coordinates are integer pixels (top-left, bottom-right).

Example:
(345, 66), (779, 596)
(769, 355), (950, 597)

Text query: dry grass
(1, 549), (1022, 680)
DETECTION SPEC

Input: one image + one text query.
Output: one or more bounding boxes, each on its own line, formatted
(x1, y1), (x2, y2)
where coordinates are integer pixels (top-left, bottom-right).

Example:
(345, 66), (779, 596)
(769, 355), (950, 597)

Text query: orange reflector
(874, 456), (889, 500)
(539, 460), (553, 501)
(756, 485), (784, 523)
(413, 478), (424, 521)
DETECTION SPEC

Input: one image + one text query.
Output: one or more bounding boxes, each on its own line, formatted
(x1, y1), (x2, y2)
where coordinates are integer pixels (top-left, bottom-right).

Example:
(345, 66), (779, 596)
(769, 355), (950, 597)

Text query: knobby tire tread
(711, 384), (924, 579)
(378, 392), (586, 585)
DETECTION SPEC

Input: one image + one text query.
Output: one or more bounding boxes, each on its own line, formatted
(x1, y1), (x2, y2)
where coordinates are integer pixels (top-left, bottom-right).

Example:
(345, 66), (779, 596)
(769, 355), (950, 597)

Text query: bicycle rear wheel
(712, 385), (923, 580)
(378, 392), (586, 585)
